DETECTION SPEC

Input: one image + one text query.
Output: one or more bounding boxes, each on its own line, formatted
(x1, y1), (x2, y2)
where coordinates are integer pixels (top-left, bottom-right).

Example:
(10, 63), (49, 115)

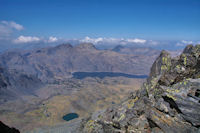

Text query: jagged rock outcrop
(80, 44), (200, 133)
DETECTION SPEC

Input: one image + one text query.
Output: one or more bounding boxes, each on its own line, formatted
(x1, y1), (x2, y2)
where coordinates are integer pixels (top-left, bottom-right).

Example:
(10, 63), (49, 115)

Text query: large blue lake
(72, 72), (148, 79)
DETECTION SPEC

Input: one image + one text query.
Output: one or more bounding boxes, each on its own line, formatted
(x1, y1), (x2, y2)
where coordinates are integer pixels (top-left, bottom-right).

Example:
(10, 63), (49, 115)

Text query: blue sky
(0, 0), (200, 51)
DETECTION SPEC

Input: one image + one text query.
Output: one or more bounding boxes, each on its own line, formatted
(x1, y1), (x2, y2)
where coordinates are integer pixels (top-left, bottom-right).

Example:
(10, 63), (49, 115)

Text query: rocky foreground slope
(80, 44), (200, 133)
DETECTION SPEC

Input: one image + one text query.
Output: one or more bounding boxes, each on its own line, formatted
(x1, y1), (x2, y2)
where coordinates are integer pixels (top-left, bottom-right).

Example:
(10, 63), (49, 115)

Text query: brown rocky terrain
(0, 77), (145, 132)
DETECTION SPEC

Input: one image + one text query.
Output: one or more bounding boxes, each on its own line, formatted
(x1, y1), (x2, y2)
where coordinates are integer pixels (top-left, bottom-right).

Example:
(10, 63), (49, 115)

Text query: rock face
(81, 44), (200, 133)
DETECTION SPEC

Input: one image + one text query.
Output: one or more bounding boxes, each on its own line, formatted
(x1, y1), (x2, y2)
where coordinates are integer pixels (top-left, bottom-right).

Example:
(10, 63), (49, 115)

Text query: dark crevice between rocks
(155, 106), (169, 115)
(158, 78), (169, 86)
(182, 117), (200, 128)
(170, 75), (187, 86)
(195, 125), (200, 128)
(137, 110), (145, 116)
(188, 93), (200, 103)
(162, 96), (182, 113)
(195, 89), (200, 103)
(125, 125), (128, 133)
(147, 118), (161, 129)
(112, 115), (115, 119)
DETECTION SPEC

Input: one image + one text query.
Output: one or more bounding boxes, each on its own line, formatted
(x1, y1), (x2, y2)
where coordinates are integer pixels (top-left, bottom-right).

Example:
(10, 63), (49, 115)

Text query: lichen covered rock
(80, 44), (200, 133)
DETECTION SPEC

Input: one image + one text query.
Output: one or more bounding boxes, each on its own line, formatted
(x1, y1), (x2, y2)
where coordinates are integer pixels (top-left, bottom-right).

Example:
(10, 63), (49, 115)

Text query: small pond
(62, 113), (79, 121)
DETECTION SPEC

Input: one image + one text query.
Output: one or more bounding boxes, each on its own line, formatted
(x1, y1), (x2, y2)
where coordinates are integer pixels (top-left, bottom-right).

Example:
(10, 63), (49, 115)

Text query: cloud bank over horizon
(0, 20), (199, 52)
(79, 36), (147, 45)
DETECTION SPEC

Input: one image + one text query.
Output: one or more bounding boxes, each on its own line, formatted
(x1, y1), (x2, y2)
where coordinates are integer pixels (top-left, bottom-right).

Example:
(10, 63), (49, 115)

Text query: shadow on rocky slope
(0, 121), (20, 133)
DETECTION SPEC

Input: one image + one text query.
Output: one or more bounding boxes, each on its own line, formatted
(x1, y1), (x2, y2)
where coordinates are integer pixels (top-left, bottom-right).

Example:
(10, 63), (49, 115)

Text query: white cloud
(176, 40), (195, 47)
(181, 40), (193, 44)
(176, 42), (185, 47)
(80, 37), (146, 45)
(1, 21), (24, 31)
(80, 36), (103, 44)
(13, 36), (40, 44)
(48, 36), (58, 43)
(126, 38), (146, 43)
(0, 21), (24, 40)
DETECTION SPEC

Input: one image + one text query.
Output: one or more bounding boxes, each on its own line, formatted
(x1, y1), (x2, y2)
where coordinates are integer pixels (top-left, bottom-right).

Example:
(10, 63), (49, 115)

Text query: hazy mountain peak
(75, 43), (96, 50)
(55, 43), (73, 49)
(112, 45), (125, 52)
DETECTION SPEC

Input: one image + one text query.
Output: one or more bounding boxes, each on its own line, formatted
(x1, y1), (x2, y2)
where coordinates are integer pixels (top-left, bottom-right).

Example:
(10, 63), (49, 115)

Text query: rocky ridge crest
(81, 44), (200, 133)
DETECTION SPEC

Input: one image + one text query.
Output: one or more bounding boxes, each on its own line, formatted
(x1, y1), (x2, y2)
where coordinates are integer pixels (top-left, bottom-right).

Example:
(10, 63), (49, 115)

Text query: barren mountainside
(0, 66), (43, 103)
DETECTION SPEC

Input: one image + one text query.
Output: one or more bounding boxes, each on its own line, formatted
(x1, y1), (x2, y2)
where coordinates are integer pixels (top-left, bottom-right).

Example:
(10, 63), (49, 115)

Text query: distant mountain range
(112, 45), (182, 57)
(112, 45), (160, 56)
(0, 43), (162, 83)
(0, 43), (182, 105)
(0, 43), (163, 103)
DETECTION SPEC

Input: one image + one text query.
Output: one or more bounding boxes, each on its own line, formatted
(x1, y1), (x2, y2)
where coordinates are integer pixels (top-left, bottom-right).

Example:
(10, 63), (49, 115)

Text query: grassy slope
(0, 77), (144, 132)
